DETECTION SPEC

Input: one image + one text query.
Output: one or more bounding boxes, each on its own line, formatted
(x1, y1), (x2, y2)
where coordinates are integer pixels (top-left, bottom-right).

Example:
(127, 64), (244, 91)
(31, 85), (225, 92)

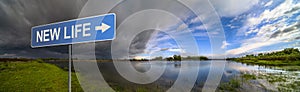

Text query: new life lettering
(36, 22), (91, 43)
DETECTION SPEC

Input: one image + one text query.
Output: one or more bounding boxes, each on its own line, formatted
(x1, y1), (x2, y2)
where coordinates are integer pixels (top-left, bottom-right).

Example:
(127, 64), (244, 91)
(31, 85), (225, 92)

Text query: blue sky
(135, 0), (300, 59)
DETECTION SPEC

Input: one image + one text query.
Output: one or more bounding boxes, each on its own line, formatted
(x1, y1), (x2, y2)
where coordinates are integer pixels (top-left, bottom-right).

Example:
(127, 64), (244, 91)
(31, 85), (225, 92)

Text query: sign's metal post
(68, 45), (72, 92)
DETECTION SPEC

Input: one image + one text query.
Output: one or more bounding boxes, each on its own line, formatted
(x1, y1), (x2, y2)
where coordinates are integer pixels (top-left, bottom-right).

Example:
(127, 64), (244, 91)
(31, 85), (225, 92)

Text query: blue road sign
(31, 13), (115, 48)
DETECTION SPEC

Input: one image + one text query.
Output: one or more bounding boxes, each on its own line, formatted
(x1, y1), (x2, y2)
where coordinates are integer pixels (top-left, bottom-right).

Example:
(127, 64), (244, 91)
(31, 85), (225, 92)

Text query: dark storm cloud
(106, 0), (195, 59)
(129, 30), (155, 55)
(95, 41), (113, 59)
(0, 0), (86, 58)
(0, 0), (193, 59)
(0, 0), (157, 59)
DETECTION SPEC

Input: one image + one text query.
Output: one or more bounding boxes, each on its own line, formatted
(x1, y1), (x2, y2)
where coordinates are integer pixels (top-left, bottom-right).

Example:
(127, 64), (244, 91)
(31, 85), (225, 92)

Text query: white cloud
(132, 56), (150, 60)
(228, 23), (300, 55)
(194, 25), (206, 30)
(221, 41), (230, 49)
(190, 16), (202, 24)
(227, 24), (238, 29)
(226, 39), (280, 55)
(177, 23), (188, 31)
(243, 0), (298, 35)
(237, 0), (300, 36)
(168, 48), (186, 53)
(264, 0), (273, 7)
(210, 0), (259, 17)
(231, 26), (298, 55)
(228, 0), (300, 56)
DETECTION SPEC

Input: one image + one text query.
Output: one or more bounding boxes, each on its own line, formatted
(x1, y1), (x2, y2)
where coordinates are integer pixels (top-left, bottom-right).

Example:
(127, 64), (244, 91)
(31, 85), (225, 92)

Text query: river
(47, 60), (300, 91)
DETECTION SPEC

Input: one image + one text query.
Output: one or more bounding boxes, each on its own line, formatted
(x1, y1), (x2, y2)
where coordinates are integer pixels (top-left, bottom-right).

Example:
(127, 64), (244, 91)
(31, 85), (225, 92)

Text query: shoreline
(231, 59), (300, 66)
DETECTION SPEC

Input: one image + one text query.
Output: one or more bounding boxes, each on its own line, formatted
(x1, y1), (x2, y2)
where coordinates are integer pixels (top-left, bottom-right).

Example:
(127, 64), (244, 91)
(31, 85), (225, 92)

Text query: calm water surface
(48, 60), (300, 91)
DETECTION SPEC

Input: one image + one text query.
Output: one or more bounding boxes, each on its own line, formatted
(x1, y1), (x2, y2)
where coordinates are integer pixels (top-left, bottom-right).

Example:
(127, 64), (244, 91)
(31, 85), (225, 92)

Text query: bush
(34, 59), (44, 63)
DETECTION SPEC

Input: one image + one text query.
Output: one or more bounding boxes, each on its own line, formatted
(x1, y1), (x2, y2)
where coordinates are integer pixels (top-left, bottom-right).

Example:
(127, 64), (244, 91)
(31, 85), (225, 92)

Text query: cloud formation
(210, 0), (259, 17)
(226, 0), (300, 56)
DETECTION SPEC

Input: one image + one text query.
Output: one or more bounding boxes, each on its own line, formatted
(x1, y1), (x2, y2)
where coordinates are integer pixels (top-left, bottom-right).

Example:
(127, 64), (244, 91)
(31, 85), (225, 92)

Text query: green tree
(173, 55), (181, 61)
(166, 57), (173, 61)
(199, 56), (208, 60)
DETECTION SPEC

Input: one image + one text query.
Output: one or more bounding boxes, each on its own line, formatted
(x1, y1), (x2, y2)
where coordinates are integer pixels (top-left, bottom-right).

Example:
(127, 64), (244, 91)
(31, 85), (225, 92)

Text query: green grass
(218, 79), (241, 92)
(277, 66), (300, 71)
(0, 61), (83, 92)
(255, 72), (300, 91)
(229, 48), (300, 67)
(234, 59), (300, 66)
(241, 74), (256, 80)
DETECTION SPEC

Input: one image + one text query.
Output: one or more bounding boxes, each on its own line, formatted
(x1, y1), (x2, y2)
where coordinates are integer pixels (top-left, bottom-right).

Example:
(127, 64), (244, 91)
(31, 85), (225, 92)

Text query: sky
(0, 0), (299, 59)
(135, 0), (300, 59)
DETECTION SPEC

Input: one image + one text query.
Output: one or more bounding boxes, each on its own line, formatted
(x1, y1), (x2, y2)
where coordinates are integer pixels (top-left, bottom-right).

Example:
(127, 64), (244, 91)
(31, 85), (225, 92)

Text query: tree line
(229, 48), (300, 61)
(152, 55), (208, 61)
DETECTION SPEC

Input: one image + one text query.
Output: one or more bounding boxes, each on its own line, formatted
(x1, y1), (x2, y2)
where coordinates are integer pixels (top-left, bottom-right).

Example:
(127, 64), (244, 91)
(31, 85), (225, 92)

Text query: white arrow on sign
(95, 23), (111, 33)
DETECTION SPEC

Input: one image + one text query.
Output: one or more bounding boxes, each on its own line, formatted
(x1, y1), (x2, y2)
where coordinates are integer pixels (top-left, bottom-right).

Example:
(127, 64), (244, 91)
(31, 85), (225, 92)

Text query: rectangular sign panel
(31, 13), (115, 48)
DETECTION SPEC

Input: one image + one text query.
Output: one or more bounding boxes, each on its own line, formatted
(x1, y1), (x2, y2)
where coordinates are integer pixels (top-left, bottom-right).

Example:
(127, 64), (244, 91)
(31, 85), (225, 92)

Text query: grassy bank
(229, 48), (300, 66)
(233, 59), (300, 66)
(0, 60), (83, 92)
